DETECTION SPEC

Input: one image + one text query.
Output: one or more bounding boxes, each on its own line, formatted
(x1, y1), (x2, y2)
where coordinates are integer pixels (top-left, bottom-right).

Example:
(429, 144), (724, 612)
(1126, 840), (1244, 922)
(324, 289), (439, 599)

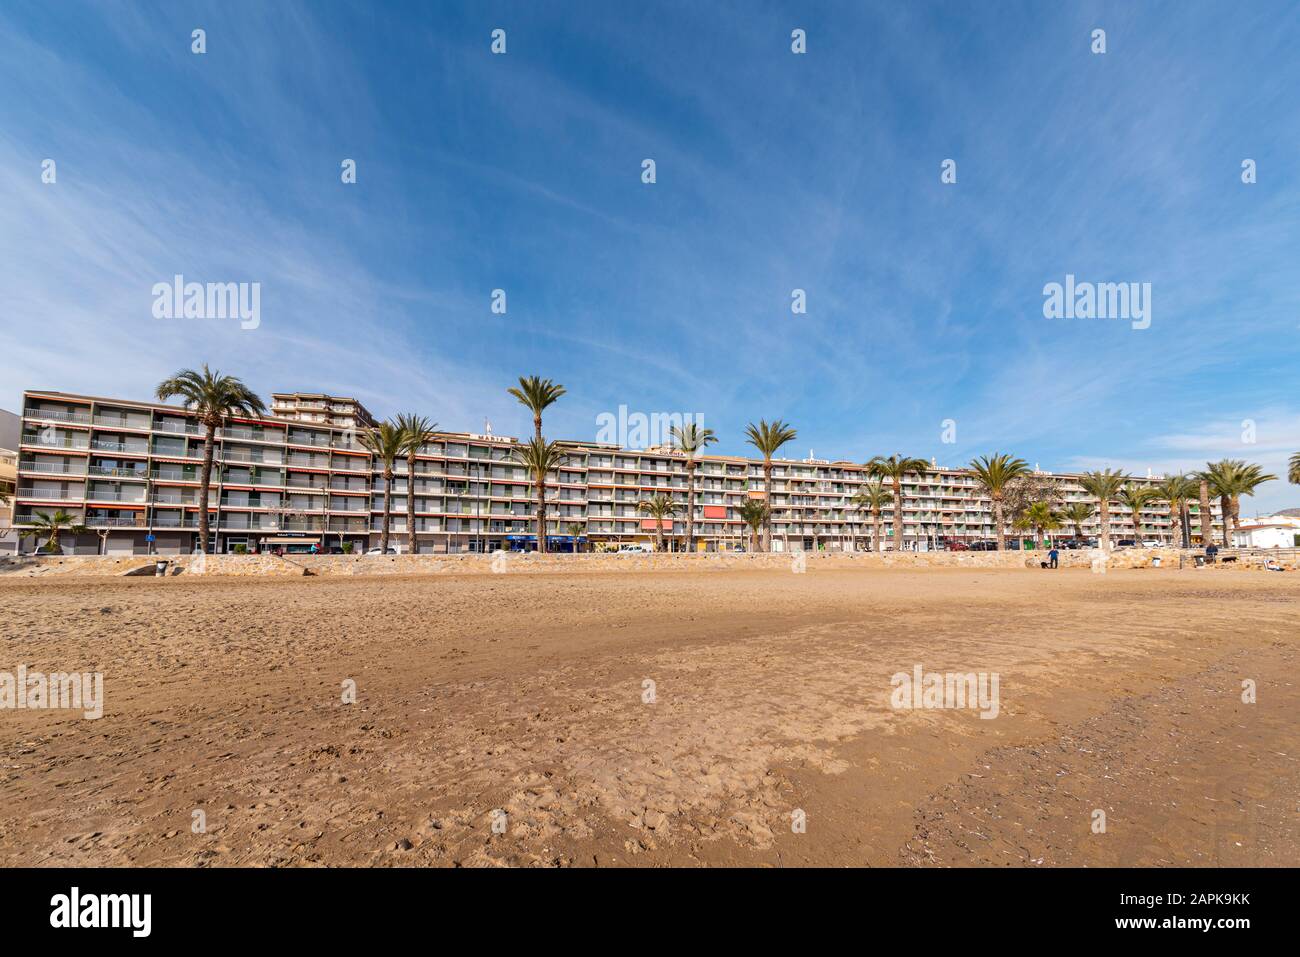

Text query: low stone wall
(1, 547), (1292, 578)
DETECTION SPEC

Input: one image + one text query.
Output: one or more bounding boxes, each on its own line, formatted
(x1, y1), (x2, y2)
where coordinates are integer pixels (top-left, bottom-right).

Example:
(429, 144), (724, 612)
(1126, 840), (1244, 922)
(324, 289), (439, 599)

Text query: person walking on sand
(1048, 546), (1059, 569)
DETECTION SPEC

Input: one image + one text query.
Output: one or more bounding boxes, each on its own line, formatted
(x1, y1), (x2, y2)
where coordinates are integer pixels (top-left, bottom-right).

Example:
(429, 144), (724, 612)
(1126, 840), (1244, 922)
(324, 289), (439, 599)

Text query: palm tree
(513, 437), (568, 552)
(1059, 501), (1094, 543)
(966, 453), (1031, 551)
(1235, 462), (1277, 533)
(1195, 473), (1214, 547)
(1289, 451), (1300, 486)
(155, 365), (266, 553)
(1154, 473), (1197, 548)
(849, 478), (893, 552)
(636, 493), (681, 552)
(21, 509), (87, 554)
(670, 422), (717, 554)
(1013, 501), (1061, 548)
(1202, 460), (1236, 547)
(1117, 484), (1158, 544)
(867, 454), (932, 551)
(744, 420), (798, 551)
(1077, 468), (1129, 551)
(396, 413), (438, 556)
(508, 377), (566, 551)
(1205, 460), (1277, 546)
(359, 420), (406, 554)
(1201, 460), (1273, 547)
(734, 498), (769, 553)
(508, 376), (566, 442)
(566, 521), (584, 552)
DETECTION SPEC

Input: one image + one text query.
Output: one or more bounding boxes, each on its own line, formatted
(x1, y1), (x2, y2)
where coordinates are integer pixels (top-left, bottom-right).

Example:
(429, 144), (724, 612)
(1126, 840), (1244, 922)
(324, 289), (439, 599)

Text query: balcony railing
(22, 434), (89, 450)
(16, 488), (83, 501)
(154, 421), (200, 435)
(93, 416), (151, 430)
(85, 516), (147, 527)
(221, 427), (285, 443)
(86, 492), (147, 503)
(92, 440), (149, 454)
(88, 465), (148, 479)
(19, 462), (86, 476)
(152, 493), (196, 505)
(23, 407), (91, 424)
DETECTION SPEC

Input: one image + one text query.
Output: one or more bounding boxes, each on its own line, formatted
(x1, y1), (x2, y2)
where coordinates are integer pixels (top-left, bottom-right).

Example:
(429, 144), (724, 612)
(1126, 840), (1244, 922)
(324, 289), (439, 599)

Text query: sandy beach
(1, 564), (1296, 867)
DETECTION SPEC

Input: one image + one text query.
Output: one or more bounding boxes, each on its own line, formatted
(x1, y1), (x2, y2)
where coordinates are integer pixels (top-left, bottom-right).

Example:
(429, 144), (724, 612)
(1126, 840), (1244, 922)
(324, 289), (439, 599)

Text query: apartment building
(13, 389), (1224, 555)
(0, 445), (17, 555)
(270, 393), (377, 432)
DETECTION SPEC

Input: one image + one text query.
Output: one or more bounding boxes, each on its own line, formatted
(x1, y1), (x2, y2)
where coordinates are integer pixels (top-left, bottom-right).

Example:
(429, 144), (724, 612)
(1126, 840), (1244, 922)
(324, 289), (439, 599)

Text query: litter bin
(1194, 555), (1205, 568)
(1151, 557), (1162, 568)
(155, 560), (169, 576)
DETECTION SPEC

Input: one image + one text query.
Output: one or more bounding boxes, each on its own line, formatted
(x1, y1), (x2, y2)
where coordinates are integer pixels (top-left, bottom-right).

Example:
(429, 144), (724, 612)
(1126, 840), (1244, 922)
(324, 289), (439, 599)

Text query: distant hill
(1274, 508), (1300, 518)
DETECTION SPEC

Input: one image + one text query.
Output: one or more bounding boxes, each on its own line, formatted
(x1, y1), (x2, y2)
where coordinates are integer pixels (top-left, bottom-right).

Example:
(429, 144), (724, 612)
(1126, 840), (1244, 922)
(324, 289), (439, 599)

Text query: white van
(616, 544), (651, 554)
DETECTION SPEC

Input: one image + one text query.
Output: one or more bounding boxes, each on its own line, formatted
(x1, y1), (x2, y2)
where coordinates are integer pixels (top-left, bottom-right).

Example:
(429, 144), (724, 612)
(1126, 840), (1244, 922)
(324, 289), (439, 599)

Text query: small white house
(1232, 515), (1300, 549)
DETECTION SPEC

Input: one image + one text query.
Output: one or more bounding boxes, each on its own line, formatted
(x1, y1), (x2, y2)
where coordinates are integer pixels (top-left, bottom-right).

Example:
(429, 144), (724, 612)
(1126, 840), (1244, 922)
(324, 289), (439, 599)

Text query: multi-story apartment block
(0, 444), (17, 555)
(13, 389), (1225, 555)
(270, 392), (377, 432)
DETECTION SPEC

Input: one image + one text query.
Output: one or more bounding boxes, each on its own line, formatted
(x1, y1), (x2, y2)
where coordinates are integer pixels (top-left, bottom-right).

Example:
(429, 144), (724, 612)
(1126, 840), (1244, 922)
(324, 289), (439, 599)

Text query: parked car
(366, 546), (399, 555)
(944, 541), (970, 551)
(1115, 539), (1138, 548)
(1140, 539), (1163, 548)
(968, 541), (997, 551)
(616, 543), (651, 554)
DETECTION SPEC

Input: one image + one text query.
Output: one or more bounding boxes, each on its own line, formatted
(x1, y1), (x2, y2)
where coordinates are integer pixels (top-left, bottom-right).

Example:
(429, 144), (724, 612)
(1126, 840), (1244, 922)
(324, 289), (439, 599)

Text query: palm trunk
(655, 523), (665, 552)
(892, 476), (904, 550)
(405, 452), (417, 555)
(534, 415), (546, 554)
(1098, 500), (1111, 550)
(873, 512), (883, 552)
(994, 497), (1005, 551)
(380, 465), (393, 552)
(1219, 495), (1232, 547)
(1198, 479), (1212, 546)
(763, 460), (773, 551)
(1170, 503), (1183, 548)
(198, 422), (217, 553)
(537, 476), (547, 554)
(685, 460), (696, 553)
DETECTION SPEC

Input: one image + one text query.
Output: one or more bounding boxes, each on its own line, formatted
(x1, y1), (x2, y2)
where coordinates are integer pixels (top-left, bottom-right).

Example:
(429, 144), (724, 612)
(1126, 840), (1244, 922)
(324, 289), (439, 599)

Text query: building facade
(0, 444), (17, 555)
(13, 388), (1224, 555)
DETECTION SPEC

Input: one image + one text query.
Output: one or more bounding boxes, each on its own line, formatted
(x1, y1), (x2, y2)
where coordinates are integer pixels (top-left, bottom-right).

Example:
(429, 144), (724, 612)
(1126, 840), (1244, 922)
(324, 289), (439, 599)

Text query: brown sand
(0, 565), (1296, 867)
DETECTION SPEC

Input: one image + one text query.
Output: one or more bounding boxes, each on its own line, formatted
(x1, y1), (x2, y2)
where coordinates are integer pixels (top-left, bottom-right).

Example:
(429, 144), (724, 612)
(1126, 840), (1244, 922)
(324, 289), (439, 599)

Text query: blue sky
(2, 0), (1298, 512)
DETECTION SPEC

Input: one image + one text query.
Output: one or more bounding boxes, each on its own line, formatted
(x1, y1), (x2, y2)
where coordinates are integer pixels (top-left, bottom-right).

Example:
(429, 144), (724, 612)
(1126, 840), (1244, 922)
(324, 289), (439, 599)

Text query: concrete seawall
(1, 548), (1292, 578)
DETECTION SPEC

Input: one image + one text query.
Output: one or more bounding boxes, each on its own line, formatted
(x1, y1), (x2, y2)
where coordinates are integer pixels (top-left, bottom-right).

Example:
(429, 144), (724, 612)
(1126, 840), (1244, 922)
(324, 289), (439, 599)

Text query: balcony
(22, 433), (89, 450)
(23, 407), (91, 424)
(93, 440), (149, 454)
(221, 427), (285, 443)
(154, 421), (200, 435)
(20, 461), (86, 476)
(92, 416), (151, 431)
(221, 450), (280, 465)
(15, 488), (84, 501)
(88, 465), (148, 480)
(86, 515), (147, 528)
(86, 491), (147, 504)
(152, 493), (196, 505)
